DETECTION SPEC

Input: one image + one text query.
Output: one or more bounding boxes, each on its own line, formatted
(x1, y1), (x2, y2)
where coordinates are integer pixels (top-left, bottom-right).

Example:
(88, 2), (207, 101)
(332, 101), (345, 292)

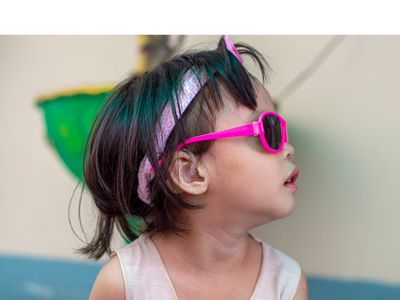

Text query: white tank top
(113, 233), (301, 300)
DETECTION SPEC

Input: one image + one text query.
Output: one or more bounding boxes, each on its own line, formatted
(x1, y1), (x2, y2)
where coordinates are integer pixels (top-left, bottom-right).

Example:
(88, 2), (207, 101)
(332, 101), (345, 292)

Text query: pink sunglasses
(151, 111), (288, 171)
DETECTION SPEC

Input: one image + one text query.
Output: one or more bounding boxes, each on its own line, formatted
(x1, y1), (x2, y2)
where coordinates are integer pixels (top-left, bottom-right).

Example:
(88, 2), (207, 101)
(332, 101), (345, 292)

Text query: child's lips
(284, 182), (298, 192)
(286, 167), (299, 182)
(284, 167), (299, 192)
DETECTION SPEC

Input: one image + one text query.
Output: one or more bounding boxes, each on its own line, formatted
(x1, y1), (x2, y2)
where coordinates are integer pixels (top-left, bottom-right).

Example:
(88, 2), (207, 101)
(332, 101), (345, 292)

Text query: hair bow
(224, 35), (244, 64)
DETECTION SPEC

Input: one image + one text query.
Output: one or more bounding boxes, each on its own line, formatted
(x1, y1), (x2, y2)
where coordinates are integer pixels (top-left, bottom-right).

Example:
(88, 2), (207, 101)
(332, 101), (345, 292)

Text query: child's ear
(168, 150), (209, 196)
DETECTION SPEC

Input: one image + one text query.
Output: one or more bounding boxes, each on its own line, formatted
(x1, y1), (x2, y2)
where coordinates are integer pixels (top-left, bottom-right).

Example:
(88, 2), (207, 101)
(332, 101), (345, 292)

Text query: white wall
(1, 36), (399, 283)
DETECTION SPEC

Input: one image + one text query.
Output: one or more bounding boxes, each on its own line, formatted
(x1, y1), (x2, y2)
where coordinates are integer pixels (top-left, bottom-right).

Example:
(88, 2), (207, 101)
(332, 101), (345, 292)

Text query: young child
(83, 35), (308, 300)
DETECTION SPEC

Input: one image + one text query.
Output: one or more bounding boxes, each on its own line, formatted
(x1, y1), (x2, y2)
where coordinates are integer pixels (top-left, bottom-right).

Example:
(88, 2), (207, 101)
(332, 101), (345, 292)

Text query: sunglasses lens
(262, 114), (282, 150)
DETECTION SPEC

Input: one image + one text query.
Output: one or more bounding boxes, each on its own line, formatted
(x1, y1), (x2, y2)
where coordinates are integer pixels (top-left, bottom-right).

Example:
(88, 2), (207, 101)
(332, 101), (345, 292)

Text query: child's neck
(151, 227), (260, 276)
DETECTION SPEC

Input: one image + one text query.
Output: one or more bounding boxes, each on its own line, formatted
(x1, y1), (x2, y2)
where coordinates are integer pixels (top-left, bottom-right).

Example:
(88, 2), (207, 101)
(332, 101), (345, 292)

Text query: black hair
(74, 36), (271, 260)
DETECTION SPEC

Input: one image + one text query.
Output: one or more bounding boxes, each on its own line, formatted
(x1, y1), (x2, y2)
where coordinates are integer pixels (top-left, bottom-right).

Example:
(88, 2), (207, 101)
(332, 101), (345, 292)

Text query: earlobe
(169, 150), (208, 196)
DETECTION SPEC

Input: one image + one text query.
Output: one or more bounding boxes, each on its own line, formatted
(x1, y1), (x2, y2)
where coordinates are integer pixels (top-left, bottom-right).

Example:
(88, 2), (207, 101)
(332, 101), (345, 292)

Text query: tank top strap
(114, 233), (178, 300)
(249, 232), (302, 300)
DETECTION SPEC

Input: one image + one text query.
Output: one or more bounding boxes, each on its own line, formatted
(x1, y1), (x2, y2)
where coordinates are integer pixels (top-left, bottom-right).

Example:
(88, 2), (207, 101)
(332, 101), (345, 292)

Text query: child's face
(203, 82), (297, 226)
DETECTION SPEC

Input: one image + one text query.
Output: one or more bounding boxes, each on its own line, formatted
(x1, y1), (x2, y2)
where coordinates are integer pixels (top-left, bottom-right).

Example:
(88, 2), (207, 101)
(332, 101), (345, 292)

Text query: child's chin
(269, 199), (296, 220)
(282, 199), (296, 217)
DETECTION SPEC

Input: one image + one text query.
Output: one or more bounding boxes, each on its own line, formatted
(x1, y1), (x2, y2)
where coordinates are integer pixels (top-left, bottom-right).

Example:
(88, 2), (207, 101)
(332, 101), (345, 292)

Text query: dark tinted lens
(262, 114), (282, 150)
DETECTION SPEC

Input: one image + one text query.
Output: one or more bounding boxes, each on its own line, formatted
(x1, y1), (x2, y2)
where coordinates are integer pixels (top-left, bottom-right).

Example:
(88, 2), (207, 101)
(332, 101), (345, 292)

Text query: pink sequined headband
(137, 35), (243, 204)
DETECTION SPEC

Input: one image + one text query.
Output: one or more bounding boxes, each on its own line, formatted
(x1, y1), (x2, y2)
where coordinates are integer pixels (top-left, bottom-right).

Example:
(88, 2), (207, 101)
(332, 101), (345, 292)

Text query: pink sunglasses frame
(150, 111), (288, 172)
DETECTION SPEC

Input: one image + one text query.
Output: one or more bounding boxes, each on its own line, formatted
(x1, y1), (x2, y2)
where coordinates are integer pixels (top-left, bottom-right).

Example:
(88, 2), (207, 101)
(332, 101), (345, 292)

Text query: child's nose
(282, 142), (295, 160)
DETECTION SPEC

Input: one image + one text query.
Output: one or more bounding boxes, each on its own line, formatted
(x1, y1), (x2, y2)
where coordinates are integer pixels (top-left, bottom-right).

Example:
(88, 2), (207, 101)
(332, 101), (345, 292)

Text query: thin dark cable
(274, 36), (346, 110)
(68, 181), (88, 244)
(78, 181), (89, 242)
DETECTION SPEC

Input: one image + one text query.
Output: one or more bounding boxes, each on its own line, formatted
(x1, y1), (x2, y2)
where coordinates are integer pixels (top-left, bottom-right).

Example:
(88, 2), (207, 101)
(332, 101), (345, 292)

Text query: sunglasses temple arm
(149, 123), (257, 172)
(150, 119), (288, 172)
(177, 122), (259, 150)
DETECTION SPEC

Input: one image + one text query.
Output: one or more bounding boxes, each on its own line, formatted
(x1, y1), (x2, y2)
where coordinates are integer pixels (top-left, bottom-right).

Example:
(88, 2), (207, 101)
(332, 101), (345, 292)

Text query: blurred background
(1, 35), (399, 299)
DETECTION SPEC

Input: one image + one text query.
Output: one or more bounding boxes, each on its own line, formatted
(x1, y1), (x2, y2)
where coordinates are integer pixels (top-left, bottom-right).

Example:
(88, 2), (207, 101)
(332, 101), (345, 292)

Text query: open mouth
(284, 167), (299, 186)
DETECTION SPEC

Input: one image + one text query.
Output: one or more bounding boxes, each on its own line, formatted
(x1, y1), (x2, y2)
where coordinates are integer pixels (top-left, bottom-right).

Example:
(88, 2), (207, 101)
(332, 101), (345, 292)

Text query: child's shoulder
(266, 243), (308, 300)
(88, 254), (125, 300)
(251, 234), (306, 299)
(264, 242), (302, 277)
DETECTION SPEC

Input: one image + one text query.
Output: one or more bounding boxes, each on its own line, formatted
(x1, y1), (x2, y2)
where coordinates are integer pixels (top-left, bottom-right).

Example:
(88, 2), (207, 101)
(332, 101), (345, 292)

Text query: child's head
(79, 36), (297, 259)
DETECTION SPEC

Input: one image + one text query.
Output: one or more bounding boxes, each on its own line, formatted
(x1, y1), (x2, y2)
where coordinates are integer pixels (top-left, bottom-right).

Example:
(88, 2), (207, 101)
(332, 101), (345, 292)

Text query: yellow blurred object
(135, 35), (150, 75)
